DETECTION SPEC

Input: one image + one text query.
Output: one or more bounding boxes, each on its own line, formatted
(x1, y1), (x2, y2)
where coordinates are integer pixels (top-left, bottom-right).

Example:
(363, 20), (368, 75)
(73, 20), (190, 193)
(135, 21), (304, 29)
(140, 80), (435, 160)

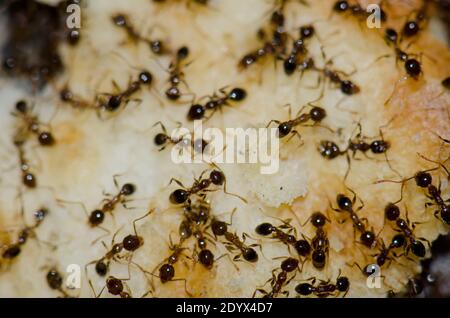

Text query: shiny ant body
(14, 140), (37, 188)
(331, 193), (377, 248)
(96, 70), (153, 112)
(112, 13), (166, 55)
(187, 87), (247, 121)
(309, 212), (330, 270)
(46, 268), (70, 297)
(295, 274), (350, 297)
(267, 104), (327, 142)
(2, 208), (47, 260)
(165, 46), (190, 100)
(373, 233), (406, 267)
(12, 100), (55, 146)
(255, 221), (311, 258)
(384, 203), (428, 258)
(255, 258), (299, 298)
(211, 217), (259, 263)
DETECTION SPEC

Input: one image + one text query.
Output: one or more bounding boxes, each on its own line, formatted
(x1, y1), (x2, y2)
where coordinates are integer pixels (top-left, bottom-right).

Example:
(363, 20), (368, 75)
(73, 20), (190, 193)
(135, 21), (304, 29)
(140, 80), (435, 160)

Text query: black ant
(86, 211), (150, 277)
(210, 216), (259, 263)
(295, 273), (350, 298)
(331, 192), (377, 248)
(46, 268), (70, 297)
(112, 13), (166, 55)
(165, 46), (190, 101)
(91, 276), (132, 298)
(96, 69), (153, 112)
(318, 123), (393, 180)
(193, 225), (215, 269)
(254, 257), (299, 298)
(255, 220), (311, 259)
(14, 140), (37, 188)
(400, 1), (429, 39)
(384, 203), (428, 258)
(282, 25), (315, 75)
(153, 122), (207, 154)
(12, 100), (55, 146)
(309, 212), (330, 270)
(169, 166), (246, 205)
(372, 233), (406, 267)
(187, 87), (247, 121)
(267, 103), (327, 142)
(2, 208), (47, 260)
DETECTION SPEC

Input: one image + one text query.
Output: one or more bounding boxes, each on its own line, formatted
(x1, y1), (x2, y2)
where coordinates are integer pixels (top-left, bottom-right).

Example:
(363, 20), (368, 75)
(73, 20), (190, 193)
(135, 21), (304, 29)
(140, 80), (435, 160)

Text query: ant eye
(228, 88), (247, 101)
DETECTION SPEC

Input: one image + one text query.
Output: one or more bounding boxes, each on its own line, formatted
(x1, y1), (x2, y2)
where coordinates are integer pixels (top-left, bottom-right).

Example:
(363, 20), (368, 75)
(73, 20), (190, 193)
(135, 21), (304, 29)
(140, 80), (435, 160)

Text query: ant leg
(132, 209), (154, 236)
(266, 119), (280, 128)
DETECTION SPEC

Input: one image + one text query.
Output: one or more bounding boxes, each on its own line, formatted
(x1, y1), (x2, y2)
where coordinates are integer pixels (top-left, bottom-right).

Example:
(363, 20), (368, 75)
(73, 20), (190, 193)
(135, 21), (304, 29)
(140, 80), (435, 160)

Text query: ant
(187, 87), (247, 121)
(153, 122), (207, 154)
(254, 257), (299, 298)
(400, 1), (429, 40)
(46, 268), (71, 297)
(164, 46), (190, 101)
(255, 220), (311, 259)
(86, 211), (150, 277)
(372, 233), (406, 267)
(384, 203), (428, 258)
(282, 25), (316, 75)
(12, 100), (55, 146)
(91, 276), (132, 298)
(14, 140), (37, 188)
(295, 272), (350, 298)
(192, 225), (215, 269)
(59, 85), (95, 110)
(2, 208), (47, 261)
(308, 212), (330, 270)
(332, 1), (387, 23)
(95, 69), (153, 112)
(318, 123), (393, 180)
(210, 216), (259, 263)
(331, 192), (377, 248)
(169, 166), (246, 205)
(267, 103), (327, 142)
(112, 13), (166, 55)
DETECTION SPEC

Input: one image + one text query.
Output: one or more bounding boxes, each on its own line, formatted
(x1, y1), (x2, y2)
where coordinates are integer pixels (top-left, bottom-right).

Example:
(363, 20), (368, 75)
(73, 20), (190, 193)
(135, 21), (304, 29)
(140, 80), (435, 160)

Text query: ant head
(106, 276), (124, 295)
(150, 40), (165, 55)
(333, 0), (349, 12)
(283, 56), (297, 75)
(123, 234), (142, 251)
(112, 14), (128, 27)
(402, 21), (419, 37)
(154, 133), (168, 146)
(277, 122), (292, 138)
(187, 104), (205, 121)
(67, 29), (81, 45)
(23, 173), (37, 188)
(60, 88), (74, 102)
(281, 257), (299, 272)
(89, 210), (105, 226)
(38, 132), (55, 146)
(15, 100), (28, 113)
(121, 183), (136, 195)
(319, 141), (341, 159)
(384, 28), (398, 44)
(34, 208), (48, 222)
(176, 46), (190, 61)
(255, 222), (274, 236)
(170, 189), (189, 204)
(414, 171), (432, 188)
(228, 88), (247, 102)
(337, 194), (352, 211)
(336, 276), (350, 292)
(310, 212), (327, 228)
(270, 9), (285, 27)
(340, 80), (360, 95)
(300, 25), (314, 39)
(370, 140), (389, 154)
(384, 203), (400, 221)
(243, 248), (258, 262)
(95, 261), (108, 276)
(166, 87), (181, 100)
(159, 263), (175, 283)
(210, 170), (225, 185)
(46, 268), (63, 290)
(138, 71), (153, 85)
(211, 219), (227, 236)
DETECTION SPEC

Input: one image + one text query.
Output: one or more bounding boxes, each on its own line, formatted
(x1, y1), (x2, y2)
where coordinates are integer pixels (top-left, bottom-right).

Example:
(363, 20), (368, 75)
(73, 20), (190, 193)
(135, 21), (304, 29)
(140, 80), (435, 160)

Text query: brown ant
(187, 87), (247, 121)
(91, 275), (132, 298)
(169, 166), (246, 205)
(319, 123), (393, 180)
(372, 233), (406, 267)
(282, 25), (316, 75)
(267, 103), (327, 143)
(112, 13), (166, 55)
(331, 191), (377, 248)
(12, 100), (55, 146)
(255, 220), (311, 259)
(46, 267), (71, 298)
(192, 225), (215, 269)
(86, 211), (150, 277)
(2, 208), (48, 261)
(308, 212), (330, 270)
(384, 203), (428, 258)
(254, 257), (299, 298)
(164, 46), (191, 101)
(95, 69), (153, 112)
(153, 121), (207, 154)
(59, 85), (95, 110)
(295, 272), (350, 298)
